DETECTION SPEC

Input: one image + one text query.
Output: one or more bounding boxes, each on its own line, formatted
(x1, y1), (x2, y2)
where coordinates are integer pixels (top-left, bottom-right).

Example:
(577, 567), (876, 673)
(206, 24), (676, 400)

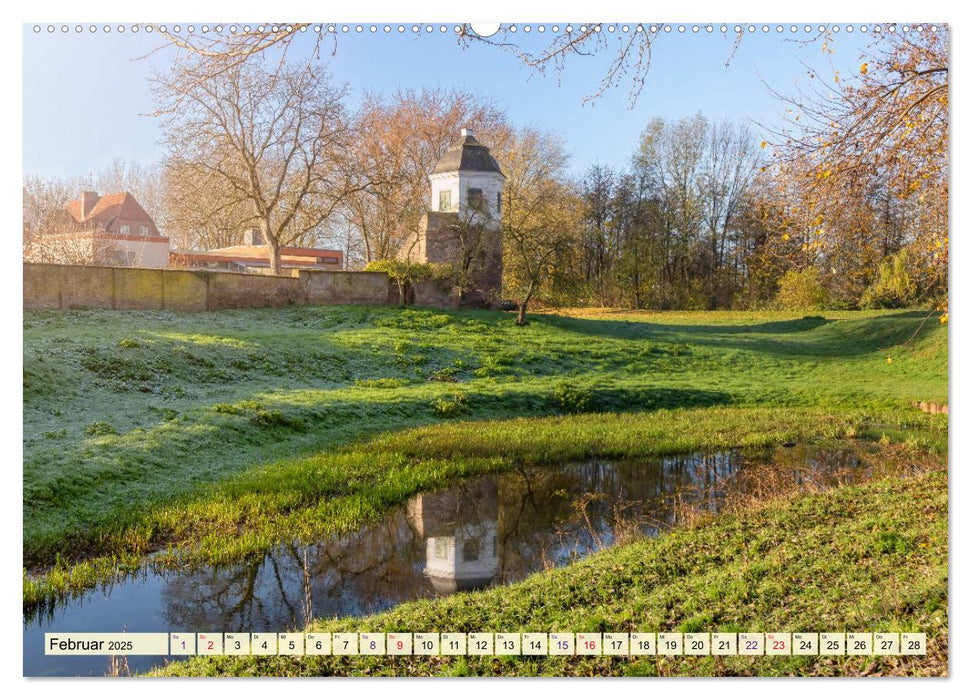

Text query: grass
(150, 466), (948, 677)
(23, 306), (947, 607)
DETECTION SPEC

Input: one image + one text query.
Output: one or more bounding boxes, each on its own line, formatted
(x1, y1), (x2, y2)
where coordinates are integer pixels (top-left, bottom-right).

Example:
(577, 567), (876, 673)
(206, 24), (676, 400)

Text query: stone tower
(406, 128), (505, 309)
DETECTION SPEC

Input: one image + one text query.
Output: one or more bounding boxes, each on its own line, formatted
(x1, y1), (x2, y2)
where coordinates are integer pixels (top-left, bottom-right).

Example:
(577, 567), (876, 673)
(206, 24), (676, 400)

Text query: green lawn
(152, 466), (948, 677)
(23, 307), (947, 608)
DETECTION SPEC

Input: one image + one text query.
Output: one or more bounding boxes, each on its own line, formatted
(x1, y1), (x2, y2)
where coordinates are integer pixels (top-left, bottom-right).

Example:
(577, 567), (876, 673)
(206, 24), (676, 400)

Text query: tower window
(497, 191), (502, 214)
(438, 189), (452, 212)
(467, 188), (484, 212)
(462, 537), (481, 562)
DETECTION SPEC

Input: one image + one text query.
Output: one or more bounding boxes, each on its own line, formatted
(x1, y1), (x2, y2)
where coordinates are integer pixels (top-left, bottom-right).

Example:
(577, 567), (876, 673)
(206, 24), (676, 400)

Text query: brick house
(31, 191), (171, 268)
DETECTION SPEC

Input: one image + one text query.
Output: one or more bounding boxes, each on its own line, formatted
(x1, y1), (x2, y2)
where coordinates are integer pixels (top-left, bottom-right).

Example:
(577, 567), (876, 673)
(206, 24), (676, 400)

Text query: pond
(24, 442), (883, 676)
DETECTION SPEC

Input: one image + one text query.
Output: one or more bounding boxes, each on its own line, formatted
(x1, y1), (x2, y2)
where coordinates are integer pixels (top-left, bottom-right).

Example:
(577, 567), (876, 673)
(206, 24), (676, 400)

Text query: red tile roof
(65, 192), (160, 236)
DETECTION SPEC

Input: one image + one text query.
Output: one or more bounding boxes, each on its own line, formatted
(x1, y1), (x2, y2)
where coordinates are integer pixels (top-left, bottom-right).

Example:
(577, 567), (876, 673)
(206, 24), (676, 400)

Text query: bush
(84, 421), (117, 436)
(775, 268), (829, 311)
(433, 392), (468, 417)
(861, 249), (918, 309)
(553, 381), (593, 414)
(364, 259), (435, 305)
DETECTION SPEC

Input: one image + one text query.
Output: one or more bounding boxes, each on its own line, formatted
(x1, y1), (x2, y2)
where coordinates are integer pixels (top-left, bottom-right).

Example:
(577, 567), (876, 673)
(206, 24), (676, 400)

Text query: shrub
(364, 259), (435, 305)
(84, 421), (117, 436)
(861, 249), (918, 309)
(433, 392), (468, 417)
(775, 267), (829, 311)
(553, 381), (593, 414)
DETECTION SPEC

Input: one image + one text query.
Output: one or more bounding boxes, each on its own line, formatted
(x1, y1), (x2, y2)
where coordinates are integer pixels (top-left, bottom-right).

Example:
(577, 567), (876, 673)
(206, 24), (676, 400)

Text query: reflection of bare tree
(301, 548), (313, 629)
(146, 445), (875, 633)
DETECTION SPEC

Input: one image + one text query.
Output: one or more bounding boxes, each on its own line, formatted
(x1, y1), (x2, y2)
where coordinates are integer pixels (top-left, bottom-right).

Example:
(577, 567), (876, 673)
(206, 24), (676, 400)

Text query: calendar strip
(45, 632), (928, 657)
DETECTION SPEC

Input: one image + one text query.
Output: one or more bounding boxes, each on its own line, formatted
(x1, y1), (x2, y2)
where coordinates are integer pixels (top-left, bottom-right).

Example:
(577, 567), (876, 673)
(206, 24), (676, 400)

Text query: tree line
(23, 28), (946, 317)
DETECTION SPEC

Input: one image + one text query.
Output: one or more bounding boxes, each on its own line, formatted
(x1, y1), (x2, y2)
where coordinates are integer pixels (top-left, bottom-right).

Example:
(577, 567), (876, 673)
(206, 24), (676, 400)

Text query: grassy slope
(23, 307), (947, 603)
(153, 467), (948, 677)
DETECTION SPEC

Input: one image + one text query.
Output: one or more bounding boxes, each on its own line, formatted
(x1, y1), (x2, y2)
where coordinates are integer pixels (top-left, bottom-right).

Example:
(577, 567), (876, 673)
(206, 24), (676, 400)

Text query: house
(169, 228), (343, 273)
(36, 191), (172, 268)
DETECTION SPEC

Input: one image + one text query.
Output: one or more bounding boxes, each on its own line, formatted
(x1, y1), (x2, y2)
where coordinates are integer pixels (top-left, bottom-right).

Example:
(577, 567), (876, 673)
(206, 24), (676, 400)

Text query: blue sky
(22, 24), (875, 180)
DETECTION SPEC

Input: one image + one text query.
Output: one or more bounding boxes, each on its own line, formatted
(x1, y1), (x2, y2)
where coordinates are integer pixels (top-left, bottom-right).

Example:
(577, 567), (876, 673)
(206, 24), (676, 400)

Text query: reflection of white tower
(406, 480), (500, 593)
(424, 522), (499, 593)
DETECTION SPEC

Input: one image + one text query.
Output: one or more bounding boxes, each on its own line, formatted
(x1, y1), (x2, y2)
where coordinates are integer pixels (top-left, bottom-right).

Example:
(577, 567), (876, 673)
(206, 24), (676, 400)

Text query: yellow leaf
(861, 62), (869, 74)
(760, 140), (767, 149)
(886, 356), (893, 364)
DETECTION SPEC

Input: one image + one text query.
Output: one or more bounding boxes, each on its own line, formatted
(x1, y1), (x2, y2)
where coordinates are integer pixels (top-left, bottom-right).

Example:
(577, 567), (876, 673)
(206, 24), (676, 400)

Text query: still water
(24, 443), (876, 676)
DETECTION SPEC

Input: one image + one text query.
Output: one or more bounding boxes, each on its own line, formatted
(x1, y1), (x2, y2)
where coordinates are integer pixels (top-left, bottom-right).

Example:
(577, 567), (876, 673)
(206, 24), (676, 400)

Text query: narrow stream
(24, 442), (878, 676)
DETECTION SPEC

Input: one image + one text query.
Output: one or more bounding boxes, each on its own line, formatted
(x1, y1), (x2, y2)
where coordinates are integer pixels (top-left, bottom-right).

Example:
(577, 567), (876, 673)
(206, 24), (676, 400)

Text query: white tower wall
(429, 171), (504, 226)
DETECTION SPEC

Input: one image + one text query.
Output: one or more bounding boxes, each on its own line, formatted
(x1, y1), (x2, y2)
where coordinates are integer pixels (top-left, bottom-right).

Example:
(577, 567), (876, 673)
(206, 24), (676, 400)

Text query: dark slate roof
(432, 132), (504, 176)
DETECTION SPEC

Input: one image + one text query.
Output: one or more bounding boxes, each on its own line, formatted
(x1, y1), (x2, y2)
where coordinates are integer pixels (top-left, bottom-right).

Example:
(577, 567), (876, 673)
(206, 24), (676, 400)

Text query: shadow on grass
(549, 386), (733, 414)
(540, 310), (942, 358)
(23, 381), (733, 564)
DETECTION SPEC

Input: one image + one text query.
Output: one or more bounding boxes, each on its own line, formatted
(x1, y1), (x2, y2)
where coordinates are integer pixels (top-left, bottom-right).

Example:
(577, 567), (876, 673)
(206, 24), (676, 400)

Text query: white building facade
(428, 128), (504, 226)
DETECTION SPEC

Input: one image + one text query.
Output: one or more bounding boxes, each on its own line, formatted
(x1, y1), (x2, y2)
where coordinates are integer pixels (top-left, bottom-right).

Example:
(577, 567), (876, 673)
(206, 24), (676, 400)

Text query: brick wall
(22, 263), (398, 311)
(299, 270), (398, 305)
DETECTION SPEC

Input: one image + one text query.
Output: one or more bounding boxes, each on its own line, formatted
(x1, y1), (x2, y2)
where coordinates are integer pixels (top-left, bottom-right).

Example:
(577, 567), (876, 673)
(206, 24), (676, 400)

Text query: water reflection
(24, 443), (875, 675)
(409, 479), (500, 593)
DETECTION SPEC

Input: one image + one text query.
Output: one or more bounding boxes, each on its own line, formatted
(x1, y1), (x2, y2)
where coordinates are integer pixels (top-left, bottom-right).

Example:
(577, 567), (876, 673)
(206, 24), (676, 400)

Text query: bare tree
(154, 56), (363, 275)
(345, 88), (510, 263)
(697, 121), (760, 302)
(764, 28), (949, 299)
(502, 129), (578, 324)
(161, 159), (254, 250)
(151, 25), (328, 99)
(152, 24), (738, 108)
(23, 175), (76, 258)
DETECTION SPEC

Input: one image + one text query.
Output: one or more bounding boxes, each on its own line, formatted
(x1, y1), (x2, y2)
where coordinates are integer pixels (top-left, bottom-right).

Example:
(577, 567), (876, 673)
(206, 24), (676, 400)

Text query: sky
(22, 23), (878, 181)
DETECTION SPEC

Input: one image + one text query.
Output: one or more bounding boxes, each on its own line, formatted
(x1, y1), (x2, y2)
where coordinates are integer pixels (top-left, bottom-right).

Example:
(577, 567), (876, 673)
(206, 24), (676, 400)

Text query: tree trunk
(516, 284), (535, 326)
(269, 243), (283, 276)
(516, 300), (528, 326)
